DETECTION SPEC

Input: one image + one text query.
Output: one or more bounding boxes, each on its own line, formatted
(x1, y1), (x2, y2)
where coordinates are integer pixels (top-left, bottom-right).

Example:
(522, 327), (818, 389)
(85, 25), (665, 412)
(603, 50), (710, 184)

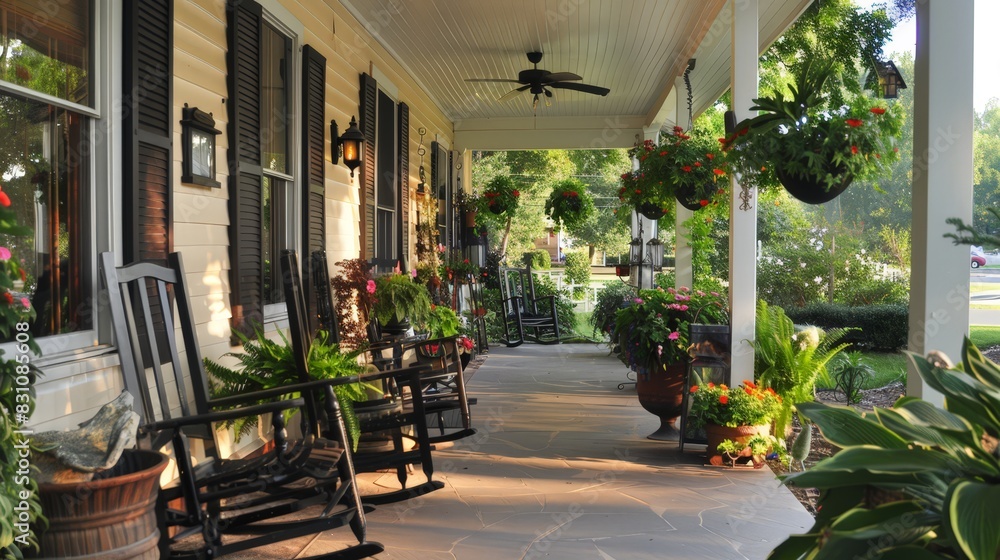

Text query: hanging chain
(417, 127), (427, 187)
(683, 60), (694, 131)
(739, 182), (753, 211)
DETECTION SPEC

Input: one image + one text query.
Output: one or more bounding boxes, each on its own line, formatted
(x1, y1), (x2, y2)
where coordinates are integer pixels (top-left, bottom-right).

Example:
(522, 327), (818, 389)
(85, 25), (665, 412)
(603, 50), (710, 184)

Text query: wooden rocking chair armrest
(358, 363), (432, 384)
(207, 376), (365, 409)
(144, 398), (306, 432)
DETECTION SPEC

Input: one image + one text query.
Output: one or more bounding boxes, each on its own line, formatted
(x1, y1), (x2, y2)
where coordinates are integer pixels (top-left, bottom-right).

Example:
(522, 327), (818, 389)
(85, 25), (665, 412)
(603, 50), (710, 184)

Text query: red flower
(744, 386), (754, 395)
(512, 190), (520, 197)
(706, 153), (714, 160)
(659, 151), (668, 157)
(689, 385), (699, 393)
(720, 384), (728, 391)
(713, 168), (725, 176)
(845, 118), (864, 128)
(3, 292), (13, 305)
(707, 382), (715, 389)
(673, 125), (684, 133)
(699, 199), (708, 207)
(635, 189), (642, 194)
(678, 134), (690, 141)
(719, 395), (729, 405)
(870, 107), (886, 115)
(743, 380), (756, 389)
(851, 145), (859, 155)
(694, 162), (702, 167)
(681, 166), (692, 173)
(0, 190), (9, 207)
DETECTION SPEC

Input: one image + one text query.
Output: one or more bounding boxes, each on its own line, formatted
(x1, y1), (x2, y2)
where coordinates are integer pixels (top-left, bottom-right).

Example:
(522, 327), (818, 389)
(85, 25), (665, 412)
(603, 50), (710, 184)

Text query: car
(972, 247), (987, 268)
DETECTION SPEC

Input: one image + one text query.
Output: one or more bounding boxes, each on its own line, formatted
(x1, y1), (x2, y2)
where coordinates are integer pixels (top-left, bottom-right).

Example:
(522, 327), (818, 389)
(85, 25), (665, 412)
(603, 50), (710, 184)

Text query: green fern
(751, 300), (853, 435)
(206, 327), (372, 449)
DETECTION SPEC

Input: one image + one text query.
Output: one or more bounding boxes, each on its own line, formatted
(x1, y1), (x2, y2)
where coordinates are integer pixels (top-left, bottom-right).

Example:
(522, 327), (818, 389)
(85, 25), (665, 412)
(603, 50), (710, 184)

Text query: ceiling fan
(466, 51), (611, 110)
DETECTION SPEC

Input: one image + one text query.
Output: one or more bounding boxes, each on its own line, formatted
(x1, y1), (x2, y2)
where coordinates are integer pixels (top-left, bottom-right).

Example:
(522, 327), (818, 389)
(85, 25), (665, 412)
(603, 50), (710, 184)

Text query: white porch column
(631, 128), (660, 290)
(729, 0), (758, 385)
(675, 76), (694, 289)
(909, 1), (974, 403)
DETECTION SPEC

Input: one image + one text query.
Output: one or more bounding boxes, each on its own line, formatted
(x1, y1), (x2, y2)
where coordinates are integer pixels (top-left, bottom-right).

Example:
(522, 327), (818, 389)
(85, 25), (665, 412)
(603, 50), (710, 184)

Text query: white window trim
(0, 0), (118, 362)
(260, 3), (302, 322)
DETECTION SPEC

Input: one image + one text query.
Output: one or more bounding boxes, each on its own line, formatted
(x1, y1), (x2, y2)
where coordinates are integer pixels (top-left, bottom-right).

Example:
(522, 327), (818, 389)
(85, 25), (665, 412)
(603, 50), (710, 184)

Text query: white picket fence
(530, 270), (601, 312)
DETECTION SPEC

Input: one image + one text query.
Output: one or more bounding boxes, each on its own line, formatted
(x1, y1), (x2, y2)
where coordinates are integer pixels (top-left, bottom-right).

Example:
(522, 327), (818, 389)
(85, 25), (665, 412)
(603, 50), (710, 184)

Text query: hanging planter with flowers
(480, 175), (520, 216)
(722, 55), (903, 205)
(619, 127), (728, 219)
(544, 178), (595, 231)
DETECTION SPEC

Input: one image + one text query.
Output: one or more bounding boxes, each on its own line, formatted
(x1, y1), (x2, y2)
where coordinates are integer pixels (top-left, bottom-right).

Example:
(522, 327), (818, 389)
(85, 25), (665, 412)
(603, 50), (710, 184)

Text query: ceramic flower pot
(703, 423), (770, 465)
(635, 361), (686, 440)
(463, 210), (477, 227)
(674, 183), (711, 211)
(636, 202), (667, 220)
(775, 165), (853, 205)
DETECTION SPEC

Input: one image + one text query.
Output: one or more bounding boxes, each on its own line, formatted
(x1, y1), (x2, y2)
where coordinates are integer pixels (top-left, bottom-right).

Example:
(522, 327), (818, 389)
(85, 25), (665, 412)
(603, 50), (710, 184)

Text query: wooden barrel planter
(32, 449), (168, 560)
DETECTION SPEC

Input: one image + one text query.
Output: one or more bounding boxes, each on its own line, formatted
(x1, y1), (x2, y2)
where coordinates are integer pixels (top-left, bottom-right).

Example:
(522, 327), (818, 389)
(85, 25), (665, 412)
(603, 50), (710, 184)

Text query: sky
(857, 0), (996, 112)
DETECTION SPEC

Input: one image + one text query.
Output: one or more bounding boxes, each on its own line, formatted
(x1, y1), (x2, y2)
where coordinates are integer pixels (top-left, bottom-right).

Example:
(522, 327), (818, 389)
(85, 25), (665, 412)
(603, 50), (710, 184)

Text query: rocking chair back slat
(497, 265), (561, 347)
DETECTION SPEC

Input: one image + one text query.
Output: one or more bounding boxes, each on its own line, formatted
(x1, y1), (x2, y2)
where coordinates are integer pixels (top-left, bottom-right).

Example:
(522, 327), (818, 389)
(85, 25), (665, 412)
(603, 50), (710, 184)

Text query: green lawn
(970, 325), (1000, 348)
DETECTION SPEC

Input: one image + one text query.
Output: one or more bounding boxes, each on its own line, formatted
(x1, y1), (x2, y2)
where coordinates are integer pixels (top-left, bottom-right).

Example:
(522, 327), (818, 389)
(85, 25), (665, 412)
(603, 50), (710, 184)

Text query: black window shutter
(397, 102), (409, 272)
(359, 73), (377, 261)
(122, 0), (173, 363)
(226, 0), (264, 336)
(301, 44), (326, 333)
(123, 0), (173, 265)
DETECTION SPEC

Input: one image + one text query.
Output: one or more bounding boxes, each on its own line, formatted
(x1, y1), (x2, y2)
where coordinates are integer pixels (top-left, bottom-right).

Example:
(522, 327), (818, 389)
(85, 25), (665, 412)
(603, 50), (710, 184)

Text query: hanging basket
(674, 183), (711, 211)
(487, 202), (509, 215)
(636, 203), (667, 220)
(775, 165), (854, 205)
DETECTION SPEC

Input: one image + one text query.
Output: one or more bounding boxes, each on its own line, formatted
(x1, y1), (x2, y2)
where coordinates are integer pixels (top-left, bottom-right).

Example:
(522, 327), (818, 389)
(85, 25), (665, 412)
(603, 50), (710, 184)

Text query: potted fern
(371, 272), (433, 334)
(205, 328), (372, 448)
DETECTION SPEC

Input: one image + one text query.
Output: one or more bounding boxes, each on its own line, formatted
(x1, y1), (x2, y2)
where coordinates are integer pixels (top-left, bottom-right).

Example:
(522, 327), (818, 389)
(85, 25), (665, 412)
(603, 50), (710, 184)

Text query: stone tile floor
(244, 343), (812, 559)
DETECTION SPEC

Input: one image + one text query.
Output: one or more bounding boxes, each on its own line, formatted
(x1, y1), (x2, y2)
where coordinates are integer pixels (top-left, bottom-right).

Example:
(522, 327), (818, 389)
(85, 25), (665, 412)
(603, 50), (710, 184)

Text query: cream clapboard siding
(31, 0), (454, 445)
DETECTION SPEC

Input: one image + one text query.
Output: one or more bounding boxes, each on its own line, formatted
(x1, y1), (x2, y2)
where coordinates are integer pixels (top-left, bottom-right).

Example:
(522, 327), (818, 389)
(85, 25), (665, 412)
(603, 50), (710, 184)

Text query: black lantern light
(331, 116), (365, 177)
(180, 104), (221, 188)
(646, 238), (664, 270)
(875, 60), (907, 99)
(629, 236), (644, 266)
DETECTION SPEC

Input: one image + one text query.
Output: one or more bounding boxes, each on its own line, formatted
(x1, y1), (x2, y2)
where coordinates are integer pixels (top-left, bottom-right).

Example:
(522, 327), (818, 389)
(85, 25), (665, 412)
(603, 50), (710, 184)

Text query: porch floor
(244, 343), (813, 559)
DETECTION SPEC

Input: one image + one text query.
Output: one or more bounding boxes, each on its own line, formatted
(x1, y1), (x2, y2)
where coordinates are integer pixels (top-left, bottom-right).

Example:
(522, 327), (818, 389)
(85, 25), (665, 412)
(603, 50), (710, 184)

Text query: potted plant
(480, 175), (520, 216)
(544, 178), (595, 231)
(612, 286), (729, 440)
(371, 272), (433, 334)
(618, 128), (728, 219)
(688, 380), (782, 464)
(455, 189), (482, 227)
(419, 304), (460, 339)
(205, 327), (372, 449)
(722, 55), (903, 204)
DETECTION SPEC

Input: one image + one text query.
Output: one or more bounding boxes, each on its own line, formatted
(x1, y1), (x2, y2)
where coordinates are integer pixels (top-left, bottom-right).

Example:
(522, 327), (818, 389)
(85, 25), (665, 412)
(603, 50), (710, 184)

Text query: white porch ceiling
(341, 0), (812, 150)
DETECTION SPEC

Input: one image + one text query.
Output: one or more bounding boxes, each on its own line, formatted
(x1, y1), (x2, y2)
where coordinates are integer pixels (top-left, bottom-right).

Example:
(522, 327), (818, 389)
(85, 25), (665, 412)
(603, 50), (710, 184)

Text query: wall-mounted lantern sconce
(875, 60), (907, 99)
(331, 116), (364, 177)
(181, 104), (221, 187)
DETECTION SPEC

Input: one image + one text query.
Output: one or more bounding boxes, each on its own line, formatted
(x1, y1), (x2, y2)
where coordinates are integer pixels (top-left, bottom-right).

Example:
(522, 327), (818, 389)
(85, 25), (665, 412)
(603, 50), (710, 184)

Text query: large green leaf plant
(770, 339), (1000, 560)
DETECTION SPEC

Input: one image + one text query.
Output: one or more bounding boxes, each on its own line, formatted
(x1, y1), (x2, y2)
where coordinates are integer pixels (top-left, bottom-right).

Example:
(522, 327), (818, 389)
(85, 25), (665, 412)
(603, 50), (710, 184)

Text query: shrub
(590, 283), (636, 339)
(563, 250), (590, 298)
(784, 302), (908, 351)
(531, 274), (576, 336)
(522, 249), (551, 270)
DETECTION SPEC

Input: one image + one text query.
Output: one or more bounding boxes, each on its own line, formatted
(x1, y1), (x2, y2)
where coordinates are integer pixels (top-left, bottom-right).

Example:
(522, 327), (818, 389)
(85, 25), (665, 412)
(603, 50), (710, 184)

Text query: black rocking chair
(100, 251), (382, 559)
(498, 265), (561, 347)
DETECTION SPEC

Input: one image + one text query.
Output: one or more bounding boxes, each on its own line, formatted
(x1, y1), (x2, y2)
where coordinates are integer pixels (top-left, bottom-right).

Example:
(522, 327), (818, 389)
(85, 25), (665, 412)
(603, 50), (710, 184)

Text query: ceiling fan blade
(541, 72), (582, 83)
(549, 82), (611, 96)
(465, 78), (522, 83)
(498, 85), (531, 102)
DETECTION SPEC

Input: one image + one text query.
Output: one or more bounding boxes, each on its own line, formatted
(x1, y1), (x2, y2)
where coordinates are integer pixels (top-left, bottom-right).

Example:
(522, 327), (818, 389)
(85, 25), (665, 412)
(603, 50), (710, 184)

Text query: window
(374, 89), (397, 271)
(260, 21), (293, 305)
(0, 0), (96, 342)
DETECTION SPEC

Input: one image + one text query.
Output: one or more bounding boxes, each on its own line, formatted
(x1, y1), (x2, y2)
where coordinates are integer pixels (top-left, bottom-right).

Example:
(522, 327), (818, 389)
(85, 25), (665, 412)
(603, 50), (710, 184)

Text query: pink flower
(411, 268), (418, 278)
(668, 331), (680, 341)
(657, 344), (663, 356)
(633, 297), (644, 304)
(366, 280), (376, 294)
(20, 297), (29, 309)
(0, 247), (10, 261)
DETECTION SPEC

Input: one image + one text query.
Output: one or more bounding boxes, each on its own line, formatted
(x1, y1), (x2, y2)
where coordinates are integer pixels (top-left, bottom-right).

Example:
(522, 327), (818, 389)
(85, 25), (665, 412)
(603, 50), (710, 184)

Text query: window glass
(0, 92), (91, 339)
(260, 20), (292, 306)
(260, 22), (289, 174)
(0, 1), (92, 107)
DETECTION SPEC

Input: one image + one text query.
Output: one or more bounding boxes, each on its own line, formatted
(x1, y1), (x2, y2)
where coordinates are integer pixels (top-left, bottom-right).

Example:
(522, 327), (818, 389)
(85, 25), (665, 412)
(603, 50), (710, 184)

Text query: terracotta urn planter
(635, 361), (687, 440)
(703, 423), (770, 465)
